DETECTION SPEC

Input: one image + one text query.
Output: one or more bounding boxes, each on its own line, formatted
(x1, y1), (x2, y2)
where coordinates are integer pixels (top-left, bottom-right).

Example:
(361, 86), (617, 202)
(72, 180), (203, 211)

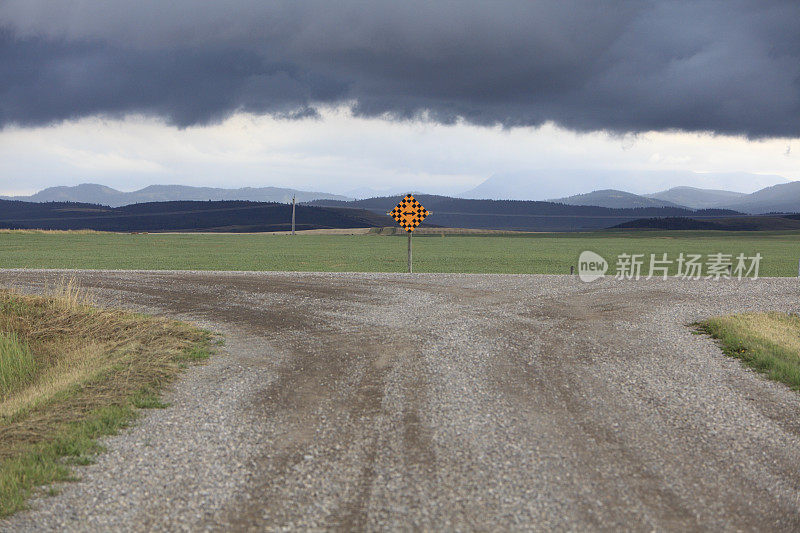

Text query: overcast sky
(1, 1), (798, 198)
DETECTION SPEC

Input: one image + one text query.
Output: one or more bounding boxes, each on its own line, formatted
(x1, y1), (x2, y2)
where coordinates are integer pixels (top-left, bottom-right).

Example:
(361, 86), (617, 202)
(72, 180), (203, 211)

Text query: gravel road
(2, 270), (800, 531)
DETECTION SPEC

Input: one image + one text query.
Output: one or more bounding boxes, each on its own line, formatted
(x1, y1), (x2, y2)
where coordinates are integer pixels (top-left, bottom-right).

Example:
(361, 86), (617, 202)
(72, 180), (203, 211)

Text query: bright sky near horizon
(1, 108), (796, 198)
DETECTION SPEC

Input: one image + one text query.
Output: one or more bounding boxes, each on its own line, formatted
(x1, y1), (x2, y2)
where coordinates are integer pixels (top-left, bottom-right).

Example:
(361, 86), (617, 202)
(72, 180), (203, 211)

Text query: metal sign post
(388, 194), (429, 273)
(408, 231), (412, 273)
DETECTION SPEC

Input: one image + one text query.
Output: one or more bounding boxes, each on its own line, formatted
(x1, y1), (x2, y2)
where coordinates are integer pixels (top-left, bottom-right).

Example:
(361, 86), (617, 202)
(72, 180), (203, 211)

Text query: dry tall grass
(0, 283), (210, 450)
(0, 281), (213, 516)
(41, 276), (96, 311)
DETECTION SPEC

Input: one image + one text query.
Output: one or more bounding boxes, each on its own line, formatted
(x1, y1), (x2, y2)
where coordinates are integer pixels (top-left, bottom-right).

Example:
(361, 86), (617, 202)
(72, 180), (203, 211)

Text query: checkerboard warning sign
(389, 194), (429, 232)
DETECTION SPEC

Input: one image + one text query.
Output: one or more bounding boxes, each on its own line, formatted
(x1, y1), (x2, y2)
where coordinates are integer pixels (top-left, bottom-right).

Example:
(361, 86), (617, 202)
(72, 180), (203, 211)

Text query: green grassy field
(0, 230), (799, 276)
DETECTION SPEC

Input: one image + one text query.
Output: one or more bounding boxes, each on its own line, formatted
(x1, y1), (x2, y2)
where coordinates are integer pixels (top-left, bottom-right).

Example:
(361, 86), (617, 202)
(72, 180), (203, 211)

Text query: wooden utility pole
(291, 195), (296, 235)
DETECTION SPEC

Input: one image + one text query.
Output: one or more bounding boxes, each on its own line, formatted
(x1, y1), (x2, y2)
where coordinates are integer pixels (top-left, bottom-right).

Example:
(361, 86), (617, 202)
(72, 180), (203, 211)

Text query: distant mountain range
(5, 176), (800, 228)
(343, 186), (410, 200)
(462, 170), (789, 202)
(547, 183), (800, 214)
(0, 184), (350, 207)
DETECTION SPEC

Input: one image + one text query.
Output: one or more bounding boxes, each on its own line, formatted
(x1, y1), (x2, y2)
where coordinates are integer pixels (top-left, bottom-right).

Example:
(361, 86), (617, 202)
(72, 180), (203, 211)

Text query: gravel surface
(1, 270), (800, 531)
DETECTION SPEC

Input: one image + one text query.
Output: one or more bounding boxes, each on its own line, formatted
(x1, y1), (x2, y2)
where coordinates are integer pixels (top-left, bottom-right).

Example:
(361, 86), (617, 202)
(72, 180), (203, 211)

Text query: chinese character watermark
(577, 251), (761, 282)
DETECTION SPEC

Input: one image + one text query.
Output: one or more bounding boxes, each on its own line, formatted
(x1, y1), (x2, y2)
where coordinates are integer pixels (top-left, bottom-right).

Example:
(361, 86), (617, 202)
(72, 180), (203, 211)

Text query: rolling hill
(719, 181), (800, 214)
(614, 215), (800, 231)
(0, 199), (390, 232)
(549, 189), (682, 209)
(0, 184), (351, 207)
(308, 195), (743, 232)
(645, 186), (746, 209)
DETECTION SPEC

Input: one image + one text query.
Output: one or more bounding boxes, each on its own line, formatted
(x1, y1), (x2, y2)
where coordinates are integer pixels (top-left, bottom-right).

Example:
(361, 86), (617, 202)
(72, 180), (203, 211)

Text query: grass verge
(696, 312), (800, 390)
(0, 281), (214, 518)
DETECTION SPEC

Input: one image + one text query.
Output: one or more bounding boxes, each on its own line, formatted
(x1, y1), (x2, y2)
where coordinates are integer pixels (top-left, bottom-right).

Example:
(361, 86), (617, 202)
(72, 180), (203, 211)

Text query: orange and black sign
(389, 194), (429, 232)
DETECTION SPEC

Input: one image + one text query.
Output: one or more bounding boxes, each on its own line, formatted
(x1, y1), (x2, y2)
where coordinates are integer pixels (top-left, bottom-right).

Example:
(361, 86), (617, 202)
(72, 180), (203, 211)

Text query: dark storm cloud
(1, 1), (798, 136)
